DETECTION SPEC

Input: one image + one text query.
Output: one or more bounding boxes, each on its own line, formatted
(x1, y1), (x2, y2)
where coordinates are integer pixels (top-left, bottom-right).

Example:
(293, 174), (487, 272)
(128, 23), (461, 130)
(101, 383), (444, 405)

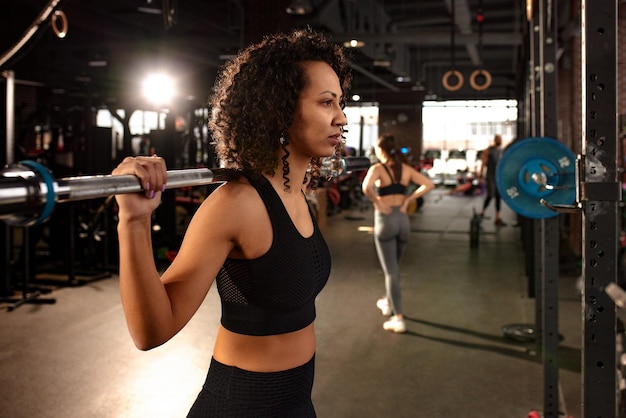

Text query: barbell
(495, 137), (577, 219)
(0, 156), (371, 227)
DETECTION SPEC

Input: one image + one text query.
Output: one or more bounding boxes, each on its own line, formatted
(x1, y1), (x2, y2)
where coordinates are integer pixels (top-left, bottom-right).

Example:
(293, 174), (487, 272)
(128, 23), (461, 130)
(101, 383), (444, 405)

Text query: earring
(280, 134), (287, 145)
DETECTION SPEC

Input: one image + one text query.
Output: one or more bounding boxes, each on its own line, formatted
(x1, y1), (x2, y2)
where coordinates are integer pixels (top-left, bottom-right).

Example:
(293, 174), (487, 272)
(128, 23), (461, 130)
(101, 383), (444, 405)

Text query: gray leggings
(374, 207), (410, 315)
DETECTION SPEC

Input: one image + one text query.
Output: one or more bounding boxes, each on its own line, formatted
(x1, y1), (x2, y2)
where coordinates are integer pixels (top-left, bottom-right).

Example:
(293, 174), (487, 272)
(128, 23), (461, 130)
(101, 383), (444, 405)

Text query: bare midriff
(378, 193), (406, 208)
(212, 322), (316, 372)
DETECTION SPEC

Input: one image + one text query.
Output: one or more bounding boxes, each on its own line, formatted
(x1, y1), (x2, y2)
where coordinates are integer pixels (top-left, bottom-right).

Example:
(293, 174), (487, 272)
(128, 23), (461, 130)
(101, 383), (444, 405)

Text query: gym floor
(0, 187), (583, 418)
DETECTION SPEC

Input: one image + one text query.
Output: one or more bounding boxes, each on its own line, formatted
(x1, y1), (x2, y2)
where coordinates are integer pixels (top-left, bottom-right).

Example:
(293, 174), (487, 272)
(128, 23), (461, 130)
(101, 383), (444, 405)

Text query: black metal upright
(581, 0), (619, 416)
(537, 0), (560, 416)
(0, 72), (8, 298)
(531, 0), (542, 331)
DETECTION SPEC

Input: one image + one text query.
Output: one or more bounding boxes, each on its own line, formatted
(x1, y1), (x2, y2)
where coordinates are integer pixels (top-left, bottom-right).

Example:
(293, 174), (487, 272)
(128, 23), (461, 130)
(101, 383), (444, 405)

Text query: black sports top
(215, 173), (331, 336)
(377, 164), (407, 196)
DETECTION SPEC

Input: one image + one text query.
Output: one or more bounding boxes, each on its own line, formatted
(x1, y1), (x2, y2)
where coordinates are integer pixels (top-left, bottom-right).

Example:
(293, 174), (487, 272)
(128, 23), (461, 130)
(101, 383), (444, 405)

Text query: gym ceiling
(1, 0), (575, 109)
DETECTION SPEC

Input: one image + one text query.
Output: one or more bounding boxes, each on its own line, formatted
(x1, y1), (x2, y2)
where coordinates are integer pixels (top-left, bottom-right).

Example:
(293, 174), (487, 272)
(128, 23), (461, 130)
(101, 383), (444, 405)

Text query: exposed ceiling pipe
(444, 0), (480, 65)
(230, 0), (246, 50)
(347, 60), (400, 92)
(0, 0), (64, 69)
(314, 0), (519, 92)
(302, 0), (400, 92)
(392, 9), (516, 31)
(336, 31), (521, 46)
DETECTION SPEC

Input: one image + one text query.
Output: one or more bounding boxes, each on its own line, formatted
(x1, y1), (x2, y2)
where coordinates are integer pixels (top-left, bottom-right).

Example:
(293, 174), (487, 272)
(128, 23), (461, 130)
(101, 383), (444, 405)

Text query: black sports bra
(377, 164), (407, 196)
(215, 173), (331, 336)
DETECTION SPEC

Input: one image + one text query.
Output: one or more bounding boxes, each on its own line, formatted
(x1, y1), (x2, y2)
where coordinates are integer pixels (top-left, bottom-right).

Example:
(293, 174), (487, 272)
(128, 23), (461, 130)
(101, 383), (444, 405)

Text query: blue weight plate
(495, 137), (576, 219)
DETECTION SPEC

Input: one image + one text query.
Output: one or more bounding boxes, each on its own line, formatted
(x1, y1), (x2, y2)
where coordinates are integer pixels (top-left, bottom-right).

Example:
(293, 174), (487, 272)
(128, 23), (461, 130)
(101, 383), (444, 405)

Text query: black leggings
(187, 355), (316, 417)
(483, 176), (501, 212)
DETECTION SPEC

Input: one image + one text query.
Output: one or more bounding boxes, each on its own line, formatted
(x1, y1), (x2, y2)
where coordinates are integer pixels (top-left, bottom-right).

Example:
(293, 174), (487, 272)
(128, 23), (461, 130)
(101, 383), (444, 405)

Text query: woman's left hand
(112, 155), (168, 221)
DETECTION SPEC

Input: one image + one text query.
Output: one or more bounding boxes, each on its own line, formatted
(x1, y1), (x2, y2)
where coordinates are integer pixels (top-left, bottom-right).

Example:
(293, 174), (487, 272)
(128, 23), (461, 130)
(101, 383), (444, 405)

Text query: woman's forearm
(117, 216), (175, 350)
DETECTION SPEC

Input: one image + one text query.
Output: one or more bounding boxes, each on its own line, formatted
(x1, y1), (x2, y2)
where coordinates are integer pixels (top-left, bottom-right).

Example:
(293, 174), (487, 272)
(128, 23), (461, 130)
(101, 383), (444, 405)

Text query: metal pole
(538, 0), (560, 415)
(581, 0), (619, 415)
(2, 70), (15, 298)
(0, 0), (62, 68)
(4, 70), (14, 164)
(358, 115), (364, 156)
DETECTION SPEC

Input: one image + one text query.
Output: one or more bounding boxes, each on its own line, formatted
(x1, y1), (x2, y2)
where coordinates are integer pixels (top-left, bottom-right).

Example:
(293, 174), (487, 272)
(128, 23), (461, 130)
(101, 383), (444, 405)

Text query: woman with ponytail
(362, 134), (435, 333)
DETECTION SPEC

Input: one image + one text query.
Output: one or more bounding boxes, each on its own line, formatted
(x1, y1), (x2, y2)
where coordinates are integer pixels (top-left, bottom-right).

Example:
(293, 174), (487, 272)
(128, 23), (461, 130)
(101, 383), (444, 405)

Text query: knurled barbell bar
(0, 156), (371, 227)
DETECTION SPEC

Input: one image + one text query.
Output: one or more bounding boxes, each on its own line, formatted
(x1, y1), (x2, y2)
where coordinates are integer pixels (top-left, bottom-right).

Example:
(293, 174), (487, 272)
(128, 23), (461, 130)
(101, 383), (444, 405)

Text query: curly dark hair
(208, 28), (352, 191)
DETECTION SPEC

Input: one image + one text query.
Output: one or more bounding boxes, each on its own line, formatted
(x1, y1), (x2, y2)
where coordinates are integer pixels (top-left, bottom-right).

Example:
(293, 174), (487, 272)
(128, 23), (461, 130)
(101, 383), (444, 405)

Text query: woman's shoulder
(196, 176), (260, 216)
(182, 175), (270, 256)
(364, 161), (379, 171)
(187, 177), (267, 242)
(366, 162), (386, 177)
(400, 162), (420, 179)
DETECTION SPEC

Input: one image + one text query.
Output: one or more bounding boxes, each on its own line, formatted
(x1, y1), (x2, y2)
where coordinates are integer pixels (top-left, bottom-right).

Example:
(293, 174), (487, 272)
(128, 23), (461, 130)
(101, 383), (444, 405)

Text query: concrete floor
(0, 188), (583, 417)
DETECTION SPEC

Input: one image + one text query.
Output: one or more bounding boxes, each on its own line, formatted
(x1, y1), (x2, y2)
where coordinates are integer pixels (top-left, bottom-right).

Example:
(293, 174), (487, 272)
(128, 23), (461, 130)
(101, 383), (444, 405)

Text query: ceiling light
(88, 60), (108, 67)
(142, 73), (175, 106)
(137, 6), (162, 15)
(343, 39), (365, 48)
(413, 81), (426, 91)
(286, 0), (314, 15)
(373, 59), (391, 67)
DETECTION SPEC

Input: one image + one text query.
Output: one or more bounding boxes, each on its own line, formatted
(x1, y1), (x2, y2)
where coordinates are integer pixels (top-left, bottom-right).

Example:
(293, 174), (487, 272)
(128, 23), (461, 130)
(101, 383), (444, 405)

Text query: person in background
(361, 134), (435, 333)
(479, 134), (506, 226)
(111, 29), (350, 416)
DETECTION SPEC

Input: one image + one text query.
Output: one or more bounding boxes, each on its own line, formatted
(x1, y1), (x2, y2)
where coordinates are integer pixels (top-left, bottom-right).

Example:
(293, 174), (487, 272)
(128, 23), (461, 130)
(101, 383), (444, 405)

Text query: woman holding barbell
(112, 29), (351, 416)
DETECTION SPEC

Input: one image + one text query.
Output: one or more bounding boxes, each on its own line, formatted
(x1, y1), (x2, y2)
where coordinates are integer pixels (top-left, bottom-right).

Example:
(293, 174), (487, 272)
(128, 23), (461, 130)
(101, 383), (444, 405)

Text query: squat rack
(525, 0), (620, 416)
(580, 0), (619, 416)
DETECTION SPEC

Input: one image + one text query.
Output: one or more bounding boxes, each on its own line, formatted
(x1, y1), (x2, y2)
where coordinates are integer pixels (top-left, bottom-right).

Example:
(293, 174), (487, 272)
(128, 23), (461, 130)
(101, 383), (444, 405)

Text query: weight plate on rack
(495, 137), (576, 219)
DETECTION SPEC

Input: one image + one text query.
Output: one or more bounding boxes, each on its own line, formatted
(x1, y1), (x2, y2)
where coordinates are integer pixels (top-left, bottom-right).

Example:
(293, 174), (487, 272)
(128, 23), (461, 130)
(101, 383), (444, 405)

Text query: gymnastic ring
(469, 69), (492, 91)
(51, 10), (68, 39)
(442, 70), (464, 92)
